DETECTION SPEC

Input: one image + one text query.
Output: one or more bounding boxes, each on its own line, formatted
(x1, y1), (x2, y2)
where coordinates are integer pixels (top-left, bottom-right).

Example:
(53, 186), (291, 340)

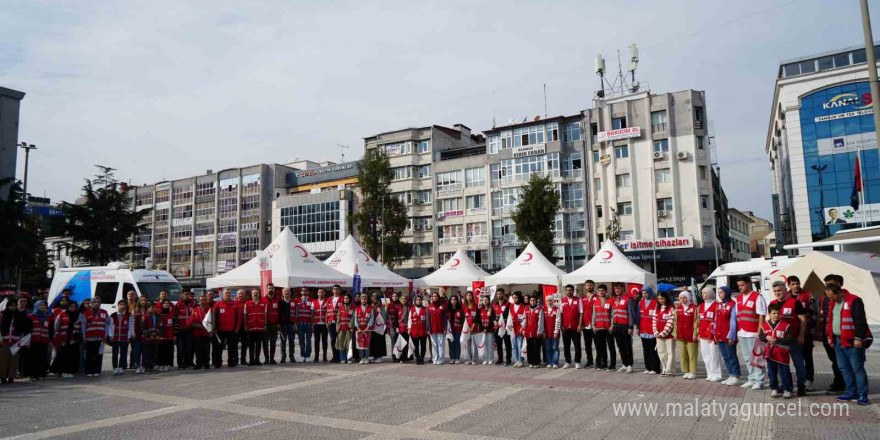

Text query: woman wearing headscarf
(462, 291), (479, 365)
(698, 287), (723, 382)
(507, 291), (528, 368)
(335, 294), (354, 364)
(635, 287), (661, 375)
(675, 291), (699, 379)
(0, 298), (31, 384)
(27, 300), (53, 381)
(53, 300), (86, 379)
(369, 293), (387, 362)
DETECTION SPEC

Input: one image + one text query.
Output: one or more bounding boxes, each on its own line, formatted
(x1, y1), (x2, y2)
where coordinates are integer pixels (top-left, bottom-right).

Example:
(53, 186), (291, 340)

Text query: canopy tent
(206, 229), (352, 289)
(561, 240), (657, 287)
(484, 242), (566, 286)
(777, 251), (880, 329)
(324, 235), (410, 288)
(417, 249), (490, 288)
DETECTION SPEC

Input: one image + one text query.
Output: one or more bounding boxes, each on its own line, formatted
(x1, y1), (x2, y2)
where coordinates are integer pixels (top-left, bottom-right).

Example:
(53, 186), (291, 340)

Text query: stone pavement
(1, 340), (878, 440)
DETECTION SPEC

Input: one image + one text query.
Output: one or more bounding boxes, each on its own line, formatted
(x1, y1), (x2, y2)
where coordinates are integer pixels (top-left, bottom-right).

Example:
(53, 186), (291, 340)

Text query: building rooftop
(777, 42), (880, 79)
(0, 86), (25, 100)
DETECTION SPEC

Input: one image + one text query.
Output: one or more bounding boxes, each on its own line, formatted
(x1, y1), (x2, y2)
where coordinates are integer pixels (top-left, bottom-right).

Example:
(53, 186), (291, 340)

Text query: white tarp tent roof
(324, 235), (410, 288)
(777, 251), (880, 328)
(485, 242), (566, 286)
(206, 229), (352, 289)
(417, 249), (490, 288)
(562, 240), (657, 287)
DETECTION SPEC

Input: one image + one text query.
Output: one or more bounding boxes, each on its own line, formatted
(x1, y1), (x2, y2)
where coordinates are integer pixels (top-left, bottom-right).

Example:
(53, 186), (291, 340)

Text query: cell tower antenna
(337, 144), (350, 162)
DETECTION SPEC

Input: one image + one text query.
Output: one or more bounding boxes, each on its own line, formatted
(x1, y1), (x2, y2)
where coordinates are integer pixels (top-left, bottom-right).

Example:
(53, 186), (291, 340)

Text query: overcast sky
(2, 0), (877, 220)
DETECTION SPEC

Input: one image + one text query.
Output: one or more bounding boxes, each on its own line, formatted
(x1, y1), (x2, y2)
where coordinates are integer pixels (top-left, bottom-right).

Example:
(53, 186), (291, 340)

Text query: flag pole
(858, 146), (867, 227)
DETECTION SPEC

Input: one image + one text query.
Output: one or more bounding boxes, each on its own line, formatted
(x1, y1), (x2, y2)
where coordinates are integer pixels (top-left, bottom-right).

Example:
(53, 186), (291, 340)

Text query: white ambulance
(701, 255), (801, 304)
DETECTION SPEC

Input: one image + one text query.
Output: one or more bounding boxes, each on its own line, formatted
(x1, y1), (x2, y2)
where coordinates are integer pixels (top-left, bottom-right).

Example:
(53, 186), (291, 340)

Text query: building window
(562, 153), (582, 179)
(656, 198), (673, 212)
(279, 201), (341, 244)
(614, 145), (629, 159)
(833, 53), (850, 69)
(653, 139), (669, 153)
(799, 59), (816, 74)
(615, 173), (631, 188)
(563, 121), (582, 142)
(490, 163), (501, 185)
(436, 170), (463, 192)
(411, 242), (433, 258)
(500, 131), (512, 150)
(702, 226), (711, 240)
(853, 48), (867, 64)
(465, 167), (486, 188)
(466, 249), (489, 269)
(466, 222), (488, 243)
(173, 185), (193, 205)
(818, 56), (833, 71)
(466, 194), (485, 210)
(658, 227), (675, 238)
(491, 187), (520, 215)
(594, 178), (602, 191)
(414, 190), (431, 205)
(418, 165), (431, 179)
(411, 216), (431, 231)
(592, 150), (600, 163)
(655, 168), (671, 183)
(500, 153), (560, 184)
(439, 197), (463, 215)
(383, 141), (412, 156)
(699, 166), (707, 180)
(619, 230), (633, 241)
(136, 192), (153, 207)
(596, 205), (603, 218)
(196, 181), (215, 198)
(488, 135), (500, 154)
(561, 182), (583, 209)
(697, 136), (705, 149)
(546, 122), (559, 142)
(693, 106), (704, 124)
(651, 110), (667, 132)
(492, 218), (517, 243)
(513, 124), (546, 147)
(417, 140), (431, 153)
(392, 166), (415, 181)
(616, 202), (632, 216)
(701, 195), (709, 209)
(612, 117), (627, 129)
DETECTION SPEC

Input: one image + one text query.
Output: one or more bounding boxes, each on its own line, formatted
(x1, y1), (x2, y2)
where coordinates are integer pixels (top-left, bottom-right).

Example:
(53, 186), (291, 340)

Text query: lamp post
(18, 142), (36, 203)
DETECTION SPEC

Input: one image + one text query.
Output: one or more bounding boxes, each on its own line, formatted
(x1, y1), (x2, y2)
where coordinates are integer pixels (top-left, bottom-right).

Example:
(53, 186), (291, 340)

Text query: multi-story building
(364, 124), (480, 278)
(741, 210), (773, 257)
(767, 43), (880, 253)
(0, 86), (25, 200)
(728, 208), (754, 262)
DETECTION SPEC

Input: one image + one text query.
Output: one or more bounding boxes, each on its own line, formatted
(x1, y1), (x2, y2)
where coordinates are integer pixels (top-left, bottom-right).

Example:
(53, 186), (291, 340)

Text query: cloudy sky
(2, 0), (876, 220)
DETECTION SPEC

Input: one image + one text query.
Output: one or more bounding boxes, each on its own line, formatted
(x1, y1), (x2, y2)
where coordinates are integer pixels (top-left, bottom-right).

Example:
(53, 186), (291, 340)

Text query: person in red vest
(312, 288), (330, 363)
(634, 287), (661, 375)
(591, 285), (615, 371)
(611, 283), (634, 373)
(447, 295), (464, 364)
(132, 296), (149, 374)
(462, 291), (479, 365)
(110, 299), (133, 376)
(386, 292), (402, 362)
(212, 289), (239, 368)
(409, 295), (428, 365)
(581, 280), (597, 368)
(235, 290), (249, 366)
(188, 295), (212, 370)
(244, 289), (267, 366)
(477, 294), (496, 365)
(653, 290), (676, 376)
(698, 287), (722, 382)
(52, 300), (85, 379)
(492, 289), (511, 366)
(157, 300), (176, 372)
(141, 303), (162, 374)
(394, 294), (411, 363)
(26, 300), (53, 381)
(769, 281), (808, 396)
(297, 287), (314, 362)
(83, 296), (111, 377)
(759, 303), (794, 399)
(335, 294), (354, 364)
(543, 294), (560, 368)
(174, 290), (196, 370)
(734, 276), (766, 390)
(156, 290), (170, 309)
(825, 282), (872, 405)
(329, 285), (344, 362)
(788, 275), (816, 390)
(261, 284), (280, 364)
(354, 293), (373, 364)
(676, 291), (698, 379)
(714, 286), (741, 386)
(427, 291), (448, 365)
(558, 284), (582, 369)
(523, 294), (545, 369)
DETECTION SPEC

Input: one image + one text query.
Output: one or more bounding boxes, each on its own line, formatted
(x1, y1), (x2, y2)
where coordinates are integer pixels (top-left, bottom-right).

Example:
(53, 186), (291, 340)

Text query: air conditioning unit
(677, 151), (689, 161)
(425, 224), (433, 230)
(414, 225), (423, 231)
(490, 239), (501, 247)
(653, 151), (665, 160)
(657, 210), (668, 218)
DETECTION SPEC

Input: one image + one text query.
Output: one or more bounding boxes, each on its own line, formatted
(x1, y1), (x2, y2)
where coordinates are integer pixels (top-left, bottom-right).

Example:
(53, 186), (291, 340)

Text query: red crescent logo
(523, 253), (533, 262)
(602, 251), (613, 260)
(630, 287), (639, 296)
(359, 251), (371, 262)
(294, 245), (308, 258)
(450, 259), (461, 267)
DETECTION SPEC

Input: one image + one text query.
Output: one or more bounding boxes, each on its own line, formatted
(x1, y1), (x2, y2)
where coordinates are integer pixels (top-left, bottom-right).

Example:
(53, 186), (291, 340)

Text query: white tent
(206, 229), (352, 289)
(417, 249), (490, 288)
(777, 251), (880, 329)
(324, 235), (410, 288)
(562, 240), (657, 287)
(485, 242), (566, 286)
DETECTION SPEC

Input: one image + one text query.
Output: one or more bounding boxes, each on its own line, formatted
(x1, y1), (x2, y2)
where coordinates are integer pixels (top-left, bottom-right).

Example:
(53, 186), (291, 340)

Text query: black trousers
(84, 341), (103, 375)
(822, 337), (845, 387)
(194, 336), (211, 368)
(314, 324), (329, 361)
(237, 329), (248, 364)
(26, 343), (49, 378)
(640, 337), (661, 373)
(262, 324), (279, 362)
(157, 341), (174, 366)
(582, 328), (595, 364)
(213, 331), (237, 367)
(613, 327), (633, 367)
(562, 329), (582, 364)
(526, 337), (542, 366)
(495, 333), (512, 364)
(61, 343), (81, 375)
(594, 329), (616, 368)
(804, 336), (815, 382)
(413, 336), (427, 362)
(248, 331), (264, 363)
(176, 330), (193, 368)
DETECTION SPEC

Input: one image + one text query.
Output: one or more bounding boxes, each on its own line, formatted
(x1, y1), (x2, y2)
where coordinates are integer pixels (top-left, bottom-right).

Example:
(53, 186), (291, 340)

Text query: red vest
(544, 306), (559, 336)
(735, 291), (760, 334)
(53, 312), (76, 346)
(479, 306), (494, 331)
(111, 312), (132, 342)
(337, 305), (353, 331)
(262, 296), (280, 324)
(592, 298), (612, 330)
(612, 296), (630, 326)
(327, 297), (341, 323)
(355, 305), (372, 331)
(510, 304), (527, 335)
(213, 300), (238, 332)
(297, 298), (313, 323)
(141, 314), (161, 341)
(133, 312), (143, 341)
(524, 306), (543, 338)
(560, 297), (581, 330)
(409, 306), (427, 338)
(84, 308), (110, 340)
(714, 301), (735, 343)
(244, 300), (267, 332)
(428, 303), (447, 334)
(638, 298), (657, 333)
(827, 291), (873, 348)
(312, 298), (328, 325)
(387, 303), (401, 329)
(160, 314), (175, 341)
(582, 295), (595, 328)
(762, 320), (791, 364)
(698, 301), (718, 340)
(449, 308), (464, 332)
(676, 304), (697, 343)
(654, 305), (675, 339)
(463, 306), (477, 328)
(770, 297), (800, 337)
(190, 307), (211, 338)
(175, 300), (195, 330)
(28, 314), (52, 344)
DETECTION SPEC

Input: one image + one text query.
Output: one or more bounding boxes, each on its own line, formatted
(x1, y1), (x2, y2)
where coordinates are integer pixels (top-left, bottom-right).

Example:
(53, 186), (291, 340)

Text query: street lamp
(18, 142), (36, 203)
(812, 164), (829, 238)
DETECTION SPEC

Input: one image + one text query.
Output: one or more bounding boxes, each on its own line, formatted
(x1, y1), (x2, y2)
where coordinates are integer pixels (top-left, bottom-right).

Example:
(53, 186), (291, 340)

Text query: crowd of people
(0, 276), (871, 405)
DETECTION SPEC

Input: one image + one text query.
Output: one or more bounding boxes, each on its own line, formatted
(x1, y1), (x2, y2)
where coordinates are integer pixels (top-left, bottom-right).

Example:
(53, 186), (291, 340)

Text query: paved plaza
(1, 342), (879, 440)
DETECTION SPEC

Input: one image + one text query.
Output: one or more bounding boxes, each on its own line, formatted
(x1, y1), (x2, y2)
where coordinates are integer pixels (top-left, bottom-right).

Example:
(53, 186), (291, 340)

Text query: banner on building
(597, 127), (641, 142)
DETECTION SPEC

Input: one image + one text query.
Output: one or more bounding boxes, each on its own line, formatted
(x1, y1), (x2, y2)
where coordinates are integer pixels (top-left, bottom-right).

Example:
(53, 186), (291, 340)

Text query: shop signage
(218, 232), (238, 241)
(597, 126), (641, 142)
(617, 236), (693, 252)
(296, 163), (355, 178)
(512, 144), (546, 158)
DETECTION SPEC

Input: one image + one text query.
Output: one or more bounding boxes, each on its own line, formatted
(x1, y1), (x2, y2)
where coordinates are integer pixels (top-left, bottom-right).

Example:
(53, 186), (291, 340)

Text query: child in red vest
(760, 303), (794, 399)
(110, 300), (133, 375)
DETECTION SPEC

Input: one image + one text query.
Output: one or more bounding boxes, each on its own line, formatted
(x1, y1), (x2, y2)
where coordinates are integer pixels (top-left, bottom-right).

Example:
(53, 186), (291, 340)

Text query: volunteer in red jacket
(312, 288), (330, 363)
(543, 294), (560, 368)
(492, 289), (511, 366)
(329, 285), (344, 362)
(788, 275), (817, 390)
(825, 281), (872, 405)
(410, 295), (428, 365)
(653, 291), (676, 376)
(769, 280), (808, 396)
(235, 291), (249, 367)
(26, 300), (53, 381)
(427, 292), (448, 365)
(83, 296), (111, 377)
(506, 292), (528, 368)
(676, 291), (698, 379)
(477, 294), (496, 365)
(244, 289), (268, 365)
(354, 293), (373, 364)
(558, 284), (582, 369)
(261, 284), (280, 364)
(611, 283), (634, 373)
(714, 286), (741, 386)
(581, 280), (597, 368)
(174, 290), (196, 369)
(189, 295), (212, 370)
(698, 287), (722, 382)
(212, 289), (239, 368)
(635, 287), (661, 375)
(524, 294), (545, 369)
(297, 287), (314, 362)
(760, 303), (794, 399)
(591, 285), (615, 371)
(734, 276), (766, 390)
(157, 300), (176, 372)
(110, 300), (134, 376)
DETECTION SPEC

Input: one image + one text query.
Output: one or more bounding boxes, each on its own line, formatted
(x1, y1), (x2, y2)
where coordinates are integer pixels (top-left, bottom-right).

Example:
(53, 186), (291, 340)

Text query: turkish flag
(472, 281), (485, 297)
(626, 283), (643, 299)
(542, 285), (558, 303)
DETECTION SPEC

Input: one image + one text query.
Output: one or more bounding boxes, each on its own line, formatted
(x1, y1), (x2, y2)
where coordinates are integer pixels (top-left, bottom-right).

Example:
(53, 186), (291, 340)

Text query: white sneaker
(617, 366), (627, 372)
(726, 377), (741, 386)
(740, 380), (753, 388)
(751, 382), (763, 390)
(771, 389), (780, 398)
(648, 371), (657, 375)
(488, 361), (494, 365)
(783, 391), (793, 399)
(643, 370), (651, 374)
(546, 364), (552, 369)
(804, 380), (814, 391)
(709, 377), (722, 382)
(562, 363), (571, 369)
(482, 361), (488, 365)
(574, 363), (582, 369)
(625, 366), (633, 373)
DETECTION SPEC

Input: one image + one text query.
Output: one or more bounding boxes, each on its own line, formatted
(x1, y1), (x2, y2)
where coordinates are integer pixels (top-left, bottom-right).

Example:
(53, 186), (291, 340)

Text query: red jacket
(213, 300), (239, 333)
(355, 305), (372, 332)
(827, 291), (873, 348)
(582, 295), (596, 328)
(697, 301), (717, 340)
(174, 299), (196, 330)
(159, 313), (175, 341)
(714, 301), (736, 343)
(762, 320), (791, 364)
(654, 305), (675, 339)
(244, 300), (268, 332)
(770, 296), (801, 338)
(428, 303), (447, 335)
(735, 291), (761, 334)
(262, 295), (280, 325)
(409, 306), (427, 338)
(449, 308), (464, 333)
(509, 304), (527, 335)
(337, 304), (353, 332)
(189, 306), (212, 338)
(544, 306), (559, 336)
(592, 298), (612, 330)
(28, 314), (53, 344)
(524, 306), (544, 338)
(84, 308), (110, 340)
(638, 298), (657, 333)
(559, 297), (581, 331)
(675, 304), (697, 343)
(312, 298), (328, 325)
(111, 312), (132, 342)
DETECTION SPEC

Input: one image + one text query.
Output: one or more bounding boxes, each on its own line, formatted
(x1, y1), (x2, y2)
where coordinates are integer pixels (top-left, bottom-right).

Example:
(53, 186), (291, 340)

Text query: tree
(61, 166), (150, 265)
(350, 149), (411, 269)
(0, 178), (44, 292)
(512, 173), (561, 263)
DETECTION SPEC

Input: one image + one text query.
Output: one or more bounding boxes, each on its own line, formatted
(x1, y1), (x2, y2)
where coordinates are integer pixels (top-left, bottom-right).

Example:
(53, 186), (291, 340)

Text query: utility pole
(16, 142), (37, 296)
(338, 144), (350, 163)
(860, 0), (880, 226)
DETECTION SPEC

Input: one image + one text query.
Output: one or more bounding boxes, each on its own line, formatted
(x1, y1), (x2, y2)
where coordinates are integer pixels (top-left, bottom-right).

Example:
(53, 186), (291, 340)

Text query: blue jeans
(297, 323), (312, 359)
(512, 335), (524, 363)
(544, 338), (559, 365)
(834, 338), (869, 396)
(280, 323), (296, 361)
(129, 340), (141, 368)
(718, 342), (741, 377)
(767, 360), (793, 392)
(112, 341), (129, 370)
(789, 343), (806, 388)
(449, 331), (461, 360)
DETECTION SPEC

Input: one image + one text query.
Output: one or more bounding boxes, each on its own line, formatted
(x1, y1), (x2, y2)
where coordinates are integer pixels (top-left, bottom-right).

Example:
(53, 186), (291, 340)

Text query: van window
(122, 283), (136, 300)
(137, 282), (184, 303)
(95, 282), (119, 305)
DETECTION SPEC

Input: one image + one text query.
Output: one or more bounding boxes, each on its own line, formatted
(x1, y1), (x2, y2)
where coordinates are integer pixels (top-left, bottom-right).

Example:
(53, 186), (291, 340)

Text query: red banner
(260, 269), (272, 299)
(542, 285), (558, 303)
(472, 281), (485, 297)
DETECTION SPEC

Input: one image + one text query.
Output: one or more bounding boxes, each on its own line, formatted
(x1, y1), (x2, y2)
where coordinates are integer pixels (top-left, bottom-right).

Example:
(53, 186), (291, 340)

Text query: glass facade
(799, 81), (879, 241)
(280, 201), (341, 244)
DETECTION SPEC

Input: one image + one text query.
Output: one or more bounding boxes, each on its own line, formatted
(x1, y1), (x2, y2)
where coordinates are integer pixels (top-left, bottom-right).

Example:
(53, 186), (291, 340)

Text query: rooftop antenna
(594, 54), (606, 99)
(595, 42), (641, 99)
(337, 144), (350, 162)
(543, 83), (547, 118)
(628, 42), (640, 93)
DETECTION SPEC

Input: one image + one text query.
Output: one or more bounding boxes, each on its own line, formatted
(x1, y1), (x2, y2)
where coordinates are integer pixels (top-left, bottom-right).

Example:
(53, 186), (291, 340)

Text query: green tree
(0, 178), (44, 292)
(512, 174), (561, 263)
(350, 149), (411, 269)
(61, 166), (150, 265)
